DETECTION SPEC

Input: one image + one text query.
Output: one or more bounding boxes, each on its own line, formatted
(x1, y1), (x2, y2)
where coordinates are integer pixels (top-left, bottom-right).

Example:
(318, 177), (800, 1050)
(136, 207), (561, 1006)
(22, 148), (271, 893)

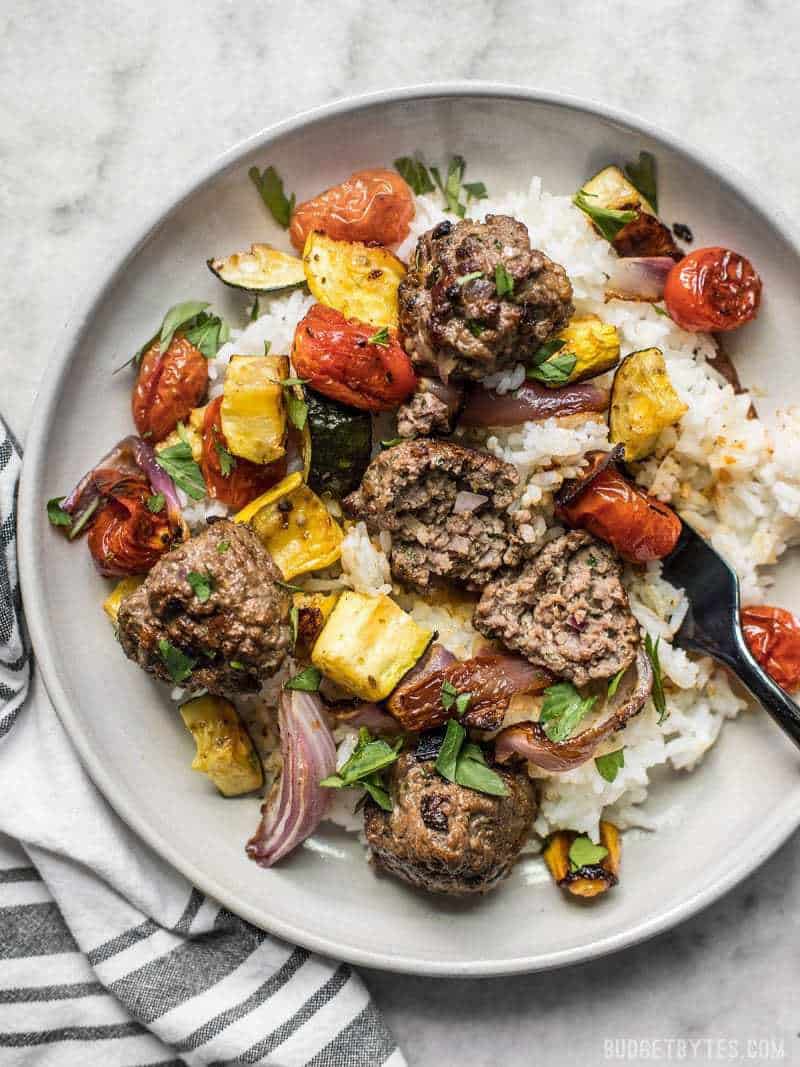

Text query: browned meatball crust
(344, 438), (522, 592)
(364, 752), (536, 895)
(117, 520), (291, 694)
(398, 215), (573, 381)
(473, 531), (639, 686)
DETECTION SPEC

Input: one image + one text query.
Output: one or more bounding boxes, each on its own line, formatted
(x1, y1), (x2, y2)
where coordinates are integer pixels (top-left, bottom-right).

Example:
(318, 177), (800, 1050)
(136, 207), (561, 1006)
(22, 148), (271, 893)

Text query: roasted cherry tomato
(741, 605), (800, 692)
(292, 304), (417, 412)
(200, 397), (285, 511)
(664, 247), (762, 333)
(133, 334), (208, 442)
(289, 169), (415, 253)
(555, 453), (681, 562)
(87, 476), (176, 576)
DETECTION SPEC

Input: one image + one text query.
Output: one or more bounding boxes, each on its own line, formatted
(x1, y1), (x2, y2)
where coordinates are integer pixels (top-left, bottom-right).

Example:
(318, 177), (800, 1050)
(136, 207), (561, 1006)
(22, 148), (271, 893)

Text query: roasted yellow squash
(234, 472), (343, 579)
(582, 165), (654, 215)
(579, 165), (681, 259)
(179, 695), (263, 797)
(103, 576), (145, 625)
(220, 354), (289, 465)
(556, 315), (620, 384)
(208, 243), (306, 294)
(311, 591), (432, 701)
(543, 821), (621, 899)
(293, 591), (340, 650)
(303, 232), (405, 328)
(609, 347), (688, 461)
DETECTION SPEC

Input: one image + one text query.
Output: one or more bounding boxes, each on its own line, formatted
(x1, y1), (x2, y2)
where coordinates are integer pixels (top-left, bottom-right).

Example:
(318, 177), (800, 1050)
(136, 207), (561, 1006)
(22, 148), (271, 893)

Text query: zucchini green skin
(305, 389), (372, 498)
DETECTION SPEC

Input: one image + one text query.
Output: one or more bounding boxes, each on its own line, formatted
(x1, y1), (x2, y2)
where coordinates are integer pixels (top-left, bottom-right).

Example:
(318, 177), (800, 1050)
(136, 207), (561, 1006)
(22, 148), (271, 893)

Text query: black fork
(662, 521), (800, 749)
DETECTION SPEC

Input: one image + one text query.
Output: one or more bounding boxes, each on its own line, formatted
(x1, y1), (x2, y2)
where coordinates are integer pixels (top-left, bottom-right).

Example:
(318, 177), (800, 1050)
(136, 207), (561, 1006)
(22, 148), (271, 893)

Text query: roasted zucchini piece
(303, 232), (405, 328)
(234, 471), (343, 579)
(555, 315), (620, 385)
(543, 821), (621, 899)
(220, 354), (289, 464)
(179, 695), (263, 797)
(293, 591), (340, 650)
(103, 576), (145, 625)
(580, 166), (680, 259)
(305, 389), (372, 498)
(609, 347), (688, 461)
(311, 591), (433, 701)
(207, 243), (306, 294)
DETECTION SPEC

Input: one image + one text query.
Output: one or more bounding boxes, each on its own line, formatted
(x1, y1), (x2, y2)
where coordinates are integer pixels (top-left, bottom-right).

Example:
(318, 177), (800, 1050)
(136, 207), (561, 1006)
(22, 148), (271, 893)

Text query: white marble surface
(3, 2), (800, 1063)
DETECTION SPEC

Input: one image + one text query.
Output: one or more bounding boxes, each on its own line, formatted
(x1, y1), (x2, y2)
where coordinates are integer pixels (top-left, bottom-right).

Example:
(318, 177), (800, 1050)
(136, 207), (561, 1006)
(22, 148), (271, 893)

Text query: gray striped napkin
(0, 415), (404, 1066)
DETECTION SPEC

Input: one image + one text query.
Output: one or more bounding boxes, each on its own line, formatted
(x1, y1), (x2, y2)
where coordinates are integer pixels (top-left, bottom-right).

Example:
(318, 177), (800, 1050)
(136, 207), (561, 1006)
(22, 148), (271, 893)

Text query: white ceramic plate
(18, 85), (800, 976)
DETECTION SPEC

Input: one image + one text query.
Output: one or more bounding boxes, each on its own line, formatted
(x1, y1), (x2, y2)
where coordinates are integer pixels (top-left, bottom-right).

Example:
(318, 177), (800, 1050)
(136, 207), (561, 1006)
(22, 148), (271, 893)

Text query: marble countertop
(4, 2), (799, 1063)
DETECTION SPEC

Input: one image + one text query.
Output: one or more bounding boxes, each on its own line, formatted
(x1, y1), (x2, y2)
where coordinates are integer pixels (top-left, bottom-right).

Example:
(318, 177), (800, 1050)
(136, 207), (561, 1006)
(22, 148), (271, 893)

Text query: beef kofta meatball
(396, 377), (464, 439)
(474, 530), (639, 686)
(364, 751), (536, 895)
(344, 438), (522, 592)
(117, 519), (291, 694)
(398, 214), (574, 381)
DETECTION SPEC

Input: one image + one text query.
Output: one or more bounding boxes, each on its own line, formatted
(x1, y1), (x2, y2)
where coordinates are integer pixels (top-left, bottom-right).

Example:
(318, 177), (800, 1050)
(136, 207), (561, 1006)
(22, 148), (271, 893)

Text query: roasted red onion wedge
(388, 644), (552, 732)
(247, 690), (337, 867)
(461, 381), (609, 427)
(494, 646), (653, 772)
(605, 256), (675, 302)
(328, 701), (403, 736)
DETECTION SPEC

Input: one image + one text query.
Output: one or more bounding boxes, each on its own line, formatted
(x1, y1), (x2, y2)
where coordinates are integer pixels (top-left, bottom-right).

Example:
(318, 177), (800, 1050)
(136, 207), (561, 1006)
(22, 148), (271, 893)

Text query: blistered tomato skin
(133, 335), (208, 442)
(742, 605), (800, 692)
(87, 477), (176, 576)
(200, 397), (286, 512)
(664, 247), (762, 333)
(556, 466), (681, 563)
(292, 304), (417, 412)
(289, 169), (415, 253)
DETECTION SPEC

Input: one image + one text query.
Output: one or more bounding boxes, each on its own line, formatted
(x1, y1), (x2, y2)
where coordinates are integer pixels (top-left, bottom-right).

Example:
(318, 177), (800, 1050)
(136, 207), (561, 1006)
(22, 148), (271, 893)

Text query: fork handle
(685, 631), (800, 749)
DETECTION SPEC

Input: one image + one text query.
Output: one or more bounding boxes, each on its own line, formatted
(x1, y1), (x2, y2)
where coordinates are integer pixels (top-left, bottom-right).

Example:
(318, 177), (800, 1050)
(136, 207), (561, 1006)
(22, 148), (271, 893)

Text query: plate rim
(17, 81), (800, 977)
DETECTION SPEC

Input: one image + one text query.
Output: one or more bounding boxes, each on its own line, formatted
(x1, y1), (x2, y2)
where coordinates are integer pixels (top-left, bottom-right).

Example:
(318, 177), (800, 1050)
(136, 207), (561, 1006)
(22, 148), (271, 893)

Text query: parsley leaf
(156, 429), (206, 500)
(214, 441), (236, 478)
(455, 691), (472, 716)
(653, 304), (670, 318)
(46, 497), (72, 528)
(380, 438), (404, 449)
(463, 181), (488, 201)
(443, 155), (466, 217)
(595, 748), (625, 783)
(323, 730), (402, 789)
(361, 774), (393, 811)
(607, 667), (626, 699)
(569, 835), (608, 870)
(184, 311), (228, 360)
(250, 298), (261, 322)
(527, 352), (577, 385)
(264, 340), (272, 354)
(248, 164), (295, 228)
(530, 338), (566, 367)
(539, 682), (597, 742)
(466, 320), (485, 338)
(217, 539), (231, 554)
(393, 156), (436, 195)
(456, 270), (484, 286)
(159, 301), (210, 355)
(454, 748), (508, 796)
(157, 639), (196, 684)
(368, 327), (390, 347)
(645, 633), (668, 723)
(146, 493), (165, 514)
(187, 571), (214, 603)
(282, 382), (308, 431)
(435, 718), (465, 782)
(285, 666), (322, 692)
(289, 603), (299, 644)
(441, 680), (458, 711)
(494, 263), (514, 297)
(573, 189), (637, 242)
(624, 150), (658, 212)
(230, 660), (246, 671)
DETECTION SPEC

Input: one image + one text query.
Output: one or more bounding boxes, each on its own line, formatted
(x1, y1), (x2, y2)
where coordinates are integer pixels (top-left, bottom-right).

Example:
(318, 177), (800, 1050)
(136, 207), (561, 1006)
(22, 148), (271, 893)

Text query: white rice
(205, 174), (800, 846)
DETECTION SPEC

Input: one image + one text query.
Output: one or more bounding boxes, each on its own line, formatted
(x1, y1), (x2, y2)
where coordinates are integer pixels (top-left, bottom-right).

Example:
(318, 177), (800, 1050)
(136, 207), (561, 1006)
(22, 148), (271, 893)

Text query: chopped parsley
(526, 352), (577, 386)
(653, 304), (670, 318)
(431, 155), (467, 217)
(146, 493), (165, 514)
(248, 164), (295, 228)
(46, 497), (72, 528)
(264, 340), (272, 355)
(289, 603), (299, 644)
(213, 441), (235, 478)
(539, 682), (597, 743)
(466, 320), (485, 337)
(155, 425), (206, 500)
(568, 835), (608, 871)
(441, 680), (459, 711)
(624, 150), (658, 212)
(455, 691), (472, 716)
(157, 639), (196, 684)
(530, 338), (566, 366)
(250, 298), (261, 322)
(393, 156), (436, 196)
(158, 300), (210, 355)
(645, 633), (668, 723)
(183, 311), (229, 359)
(607, 667), (626, 699)
(435, 718), (465, 781)
(282, 381), (308, 431)
(276, 579), (304, 592)
(116, 300), (218, 373)
(187, 571), (214, 603)
(321, 727), (403, 812)
(456, 270), (484, 286)
(595, 748), (625, 783)
(285, 665), (322, 692)
(434, 719), (507, 796)
(573, 189), (637, 243)
(587, 553), (598, 569)
(463, 181), (488, 202)
(380, 438), (404, 449)
(368, 326), (390, 347)
(229, 660), (246, 671)
(494, 263), (514, 297)
(216, 539), (231, 554)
